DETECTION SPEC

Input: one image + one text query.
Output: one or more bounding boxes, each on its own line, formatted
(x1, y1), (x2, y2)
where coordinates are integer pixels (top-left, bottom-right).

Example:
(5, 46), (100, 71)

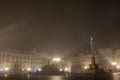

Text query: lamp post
(111, 62), (117, 71)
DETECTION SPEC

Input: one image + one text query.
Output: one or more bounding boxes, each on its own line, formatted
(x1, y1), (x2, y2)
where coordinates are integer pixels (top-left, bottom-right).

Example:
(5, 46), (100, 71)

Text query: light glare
(38, 68), (42, 71)
(27, 68), (31, 71)
(4, 67), (9, 71)
(59, 68), (63, 71)
(84, 66), (89, 69)
(64, 68), (69, 71)
(116, 65), (120, 69)
(53, 58), (61, 62)
(111, 62), (117, 65)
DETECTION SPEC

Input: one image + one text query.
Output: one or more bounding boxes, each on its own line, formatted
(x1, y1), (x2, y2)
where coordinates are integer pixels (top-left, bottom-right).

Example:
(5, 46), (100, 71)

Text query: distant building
(0, 49), (47, 74)
(70, 51), (92, 73)
(69, 48), (118, 73)
(0, 49), (69, 74)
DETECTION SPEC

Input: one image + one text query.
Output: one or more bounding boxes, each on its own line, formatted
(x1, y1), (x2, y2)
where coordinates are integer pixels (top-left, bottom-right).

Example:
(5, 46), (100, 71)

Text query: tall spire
(90, 36), (94, 57)
(90, 36), (96, 68)
(91, 36), (93, 41)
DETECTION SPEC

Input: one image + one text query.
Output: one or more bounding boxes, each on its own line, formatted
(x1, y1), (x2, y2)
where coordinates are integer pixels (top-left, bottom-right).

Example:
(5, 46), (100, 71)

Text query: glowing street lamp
(111, 62), (117, 66)
(116, 65), (120, 69)
(27, 68), (31, 71)
(64, 68), (70, 72)
(4, 67), (9, 71)
(53, 58), (61, 62)
(64, 68), (69, 71)
(84, 66), (89, 70)
(38, 68), (42, 71)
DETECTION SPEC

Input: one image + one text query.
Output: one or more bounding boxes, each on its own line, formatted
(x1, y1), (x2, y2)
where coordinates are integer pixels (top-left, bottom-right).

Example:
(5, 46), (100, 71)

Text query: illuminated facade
(0, 49), (47, 74)
(70, 52), (92, 73)
(70, 48), (120, 73)
(0, 49), (69, 73)
(0, 48), (119, 73)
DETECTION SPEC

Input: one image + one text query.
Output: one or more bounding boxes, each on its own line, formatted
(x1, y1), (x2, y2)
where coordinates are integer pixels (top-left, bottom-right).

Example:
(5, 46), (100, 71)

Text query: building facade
(0, 49), (47, 74)
(70, 48), (120, 73)
(0, 49), (69, 74)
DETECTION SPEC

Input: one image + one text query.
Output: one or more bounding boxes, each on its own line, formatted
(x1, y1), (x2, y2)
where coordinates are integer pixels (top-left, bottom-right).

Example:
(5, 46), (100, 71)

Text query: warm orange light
(38, 68), (42, 71)
(4, 67), (9, 71)
(53, 58), (61, 62)
(111, 62), (117, 65)
(84, 66), (89, 69)
(116, 65), (120, 69)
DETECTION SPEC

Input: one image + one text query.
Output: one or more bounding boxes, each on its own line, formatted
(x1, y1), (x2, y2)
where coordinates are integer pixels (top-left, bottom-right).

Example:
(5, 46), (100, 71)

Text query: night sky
(0, 1), (120, 54)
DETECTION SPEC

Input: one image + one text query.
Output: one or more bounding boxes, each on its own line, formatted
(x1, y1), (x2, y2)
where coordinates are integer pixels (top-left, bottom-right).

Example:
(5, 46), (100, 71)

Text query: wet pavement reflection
(112, 73), (120, 80)
(0, 73), (120, 80)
